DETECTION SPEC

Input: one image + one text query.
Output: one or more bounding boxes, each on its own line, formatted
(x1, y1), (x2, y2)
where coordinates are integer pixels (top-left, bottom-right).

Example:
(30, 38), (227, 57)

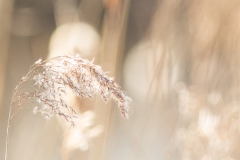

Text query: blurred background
(1, 0), (240, 159)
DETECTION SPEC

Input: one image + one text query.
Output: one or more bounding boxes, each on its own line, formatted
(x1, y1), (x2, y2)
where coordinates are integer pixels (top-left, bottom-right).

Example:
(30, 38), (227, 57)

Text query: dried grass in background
(2, 0), (240, 159)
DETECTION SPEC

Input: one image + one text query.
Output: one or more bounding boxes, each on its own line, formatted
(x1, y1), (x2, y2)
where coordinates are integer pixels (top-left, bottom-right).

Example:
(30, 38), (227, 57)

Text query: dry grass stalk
(5, 54), (131, 160)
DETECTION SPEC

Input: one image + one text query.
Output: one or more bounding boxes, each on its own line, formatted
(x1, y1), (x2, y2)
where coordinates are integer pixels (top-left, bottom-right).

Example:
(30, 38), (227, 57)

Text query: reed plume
(5, 54), (131, 160)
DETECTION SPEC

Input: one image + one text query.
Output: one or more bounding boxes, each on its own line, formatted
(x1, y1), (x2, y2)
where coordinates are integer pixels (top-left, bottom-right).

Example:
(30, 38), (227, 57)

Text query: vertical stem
(0, 0), (13, 111)
(5, 103), (12, 160)
(0, 1), (14, 157)
(90, 0), (130, 159)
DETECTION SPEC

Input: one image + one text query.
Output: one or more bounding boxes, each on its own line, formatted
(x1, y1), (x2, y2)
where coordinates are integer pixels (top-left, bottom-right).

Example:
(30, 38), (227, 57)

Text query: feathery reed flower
(12, 54), (131, 122)
(5, 54), (131, 160)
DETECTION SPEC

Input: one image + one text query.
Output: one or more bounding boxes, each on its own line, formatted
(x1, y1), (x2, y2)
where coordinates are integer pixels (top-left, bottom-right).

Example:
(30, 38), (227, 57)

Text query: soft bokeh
(1, 0), (240, 160)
